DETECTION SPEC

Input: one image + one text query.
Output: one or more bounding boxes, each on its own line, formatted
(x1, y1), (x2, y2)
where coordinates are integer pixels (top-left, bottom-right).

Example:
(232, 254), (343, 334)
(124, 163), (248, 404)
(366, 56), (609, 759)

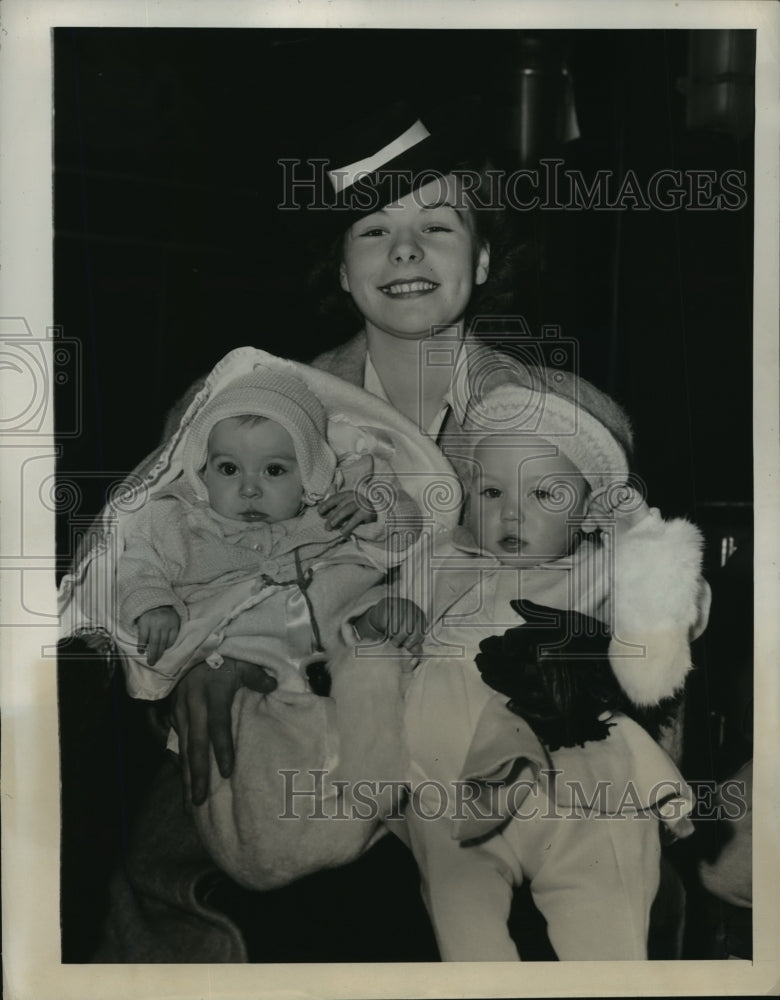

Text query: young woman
(90, 103), (707, 963)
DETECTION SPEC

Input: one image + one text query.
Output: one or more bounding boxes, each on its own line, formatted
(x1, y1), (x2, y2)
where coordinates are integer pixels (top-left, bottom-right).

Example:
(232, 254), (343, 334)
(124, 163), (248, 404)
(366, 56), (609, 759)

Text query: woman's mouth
(378, 278), (439, 298)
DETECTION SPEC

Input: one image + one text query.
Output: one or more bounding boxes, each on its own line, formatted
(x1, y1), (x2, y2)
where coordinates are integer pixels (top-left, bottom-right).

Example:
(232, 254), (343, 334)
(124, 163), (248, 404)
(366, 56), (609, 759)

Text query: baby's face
(201, 417), (304, 523)
(467, 436), (590, 567)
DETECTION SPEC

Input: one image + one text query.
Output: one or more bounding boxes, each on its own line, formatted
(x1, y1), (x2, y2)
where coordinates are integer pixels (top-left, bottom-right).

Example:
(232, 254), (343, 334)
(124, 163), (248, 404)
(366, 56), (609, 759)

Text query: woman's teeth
(380, 280), (438, 296)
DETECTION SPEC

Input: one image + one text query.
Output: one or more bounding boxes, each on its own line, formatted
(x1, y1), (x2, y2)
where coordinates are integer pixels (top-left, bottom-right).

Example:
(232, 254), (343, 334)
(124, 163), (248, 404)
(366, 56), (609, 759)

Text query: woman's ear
(474, 243), (490, 286)
(339, 261), (350, 293)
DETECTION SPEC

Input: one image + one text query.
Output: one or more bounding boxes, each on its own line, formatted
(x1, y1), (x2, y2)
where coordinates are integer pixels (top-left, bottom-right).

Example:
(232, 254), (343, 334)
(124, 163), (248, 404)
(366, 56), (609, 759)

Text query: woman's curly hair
(305, 161), (538, 339)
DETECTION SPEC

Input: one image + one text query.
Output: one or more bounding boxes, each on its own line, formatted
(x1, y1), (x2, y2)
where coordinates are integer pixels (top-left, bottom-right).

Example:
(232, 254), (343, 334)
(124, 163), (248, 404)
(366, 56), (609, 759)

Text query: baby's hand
(136, 606), (180, 666)
(319, 489), (377, 535)
(353, 597), (427, 654)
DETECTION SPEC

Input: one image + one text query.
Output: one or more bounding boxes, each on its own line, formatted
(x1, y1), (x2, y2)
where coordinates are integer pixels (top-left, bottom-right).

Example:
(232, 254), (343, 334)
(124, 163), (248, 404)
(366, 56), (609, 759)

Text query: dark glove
(475, 601), (622, 751)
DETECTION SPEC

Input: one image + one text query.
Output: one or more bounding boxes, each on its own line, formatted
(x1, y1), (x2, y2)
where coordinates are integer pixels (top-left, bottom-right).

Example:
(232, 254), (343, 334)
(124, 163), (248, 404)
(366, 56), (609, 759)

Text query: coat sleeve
(116, 500), (188, 630)
(309, 332), (368, 387)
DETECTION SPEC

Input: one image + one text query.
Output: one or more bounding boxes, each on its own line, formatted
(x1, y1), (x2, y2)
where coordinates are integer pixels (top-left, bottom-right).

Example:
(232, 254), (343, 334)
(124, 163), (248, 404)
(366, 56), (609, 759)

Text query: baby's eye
(217, 462), (239, 477)
(481, 487), (502, 499)
(266, 464), (286, 477)
(531, 488), (552, 501)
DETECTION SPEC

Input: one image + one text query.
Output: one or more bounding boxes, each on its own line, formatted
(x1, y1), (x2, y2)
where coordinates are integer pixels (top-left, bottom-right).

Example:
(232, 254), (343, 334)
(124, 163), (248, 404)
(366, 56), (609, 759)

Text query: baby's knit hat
(183, 366), (337, 504)
(465, 368), (633, 502)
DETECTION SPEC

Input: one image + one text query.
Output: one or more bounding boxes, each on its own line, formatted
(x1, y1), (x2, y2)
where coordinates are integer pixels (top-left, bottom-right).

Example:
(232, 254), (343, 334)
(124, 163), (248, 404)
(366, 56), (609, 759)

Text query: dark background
(54, 28), (755, 962)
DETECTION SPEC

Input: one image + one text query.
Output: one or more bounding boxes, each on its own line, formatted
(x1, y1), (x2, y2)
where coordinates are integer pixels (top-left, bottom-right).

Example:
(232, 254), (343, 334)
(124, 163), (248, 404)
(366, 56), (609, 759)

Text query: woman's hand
(170, 657), (277, 806)
(318, 490), (377, 535)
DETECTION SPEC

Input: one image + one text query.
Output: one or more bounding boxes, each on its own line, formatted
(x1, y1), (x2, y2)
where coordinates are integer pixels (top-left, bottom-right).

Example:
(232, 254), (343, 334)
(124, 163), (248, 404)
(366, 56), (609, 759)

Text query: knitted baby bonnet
(183, 366), (337, 504)
(465, 367), (634, 505)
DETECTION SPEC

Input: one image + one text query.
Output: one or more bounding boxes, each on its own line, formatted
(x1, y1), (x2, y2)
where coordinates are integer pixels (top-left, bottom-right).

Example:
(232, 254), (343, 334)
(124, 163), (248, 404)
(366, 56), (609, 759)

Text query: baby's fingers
(146, 627), (165, 666)
(318, 493), (341, 514)
(325, 498), (359, 530)
(146, 624), (177, 666)
(137, 619), (150, 655)
(319, 491), (353, 518)
(160, 621), (180, 661)
(337, 508), (376, 535)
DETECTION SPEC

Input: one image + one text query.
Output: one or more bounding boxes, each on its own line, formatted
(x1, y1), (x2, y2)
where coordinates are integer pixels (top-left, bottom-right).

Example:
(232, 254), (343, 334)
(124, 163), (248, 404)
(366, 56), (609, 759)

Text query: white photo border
(1, 2), (778, 998)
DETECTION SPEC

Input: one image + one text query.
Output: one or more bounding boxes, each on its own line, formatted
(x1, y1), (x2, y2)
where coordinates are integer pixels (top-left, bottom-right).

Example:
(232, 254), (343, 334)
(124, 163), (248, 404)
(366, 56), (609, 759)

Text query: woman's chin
(370, 315), (466, 342)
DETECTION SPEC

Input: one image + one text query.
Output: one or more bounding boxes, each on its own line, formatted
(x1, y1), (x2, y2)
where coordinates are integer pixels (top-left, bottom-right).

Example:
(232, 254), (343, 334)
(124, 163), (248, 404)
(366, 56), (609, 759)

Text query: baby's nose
(239, 478), (262, 497)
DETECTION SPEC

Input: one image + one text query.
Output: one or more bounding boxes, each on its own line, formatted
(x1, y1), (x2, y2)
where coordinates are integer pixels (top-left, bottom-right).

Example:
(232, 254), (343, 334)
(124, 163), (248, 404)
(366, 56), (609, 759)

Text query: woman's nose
(390, 230), (423, 263)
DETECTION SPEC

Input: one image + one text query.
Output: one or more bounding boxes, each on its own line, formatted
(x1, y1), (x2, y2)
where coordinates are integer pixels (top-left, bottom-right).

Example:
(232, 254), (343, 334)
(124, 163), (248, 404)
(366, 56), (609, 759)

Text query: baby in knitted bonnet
(117, 364), (425, 709)
(396, 368), (709, 961)
(57, 350), (461, 894)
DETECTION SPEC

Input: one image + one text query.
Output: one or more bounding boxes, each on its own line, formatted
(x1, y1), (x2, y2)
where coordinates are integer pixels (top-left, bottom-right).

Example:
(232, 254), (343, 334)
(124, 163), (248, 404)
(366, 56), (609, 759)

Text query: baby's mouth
(378, 278), (439, 298)
(498, 535), (523, 553)
(240, 510), (268, 522)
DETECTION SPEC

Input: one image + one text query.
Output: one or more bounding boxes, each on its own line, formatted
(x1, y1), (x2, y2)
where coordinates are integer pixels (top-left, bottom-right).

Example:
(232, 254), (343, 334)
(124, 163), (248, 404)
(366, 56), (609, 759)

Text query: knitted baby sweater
(116, 458), (409, 699)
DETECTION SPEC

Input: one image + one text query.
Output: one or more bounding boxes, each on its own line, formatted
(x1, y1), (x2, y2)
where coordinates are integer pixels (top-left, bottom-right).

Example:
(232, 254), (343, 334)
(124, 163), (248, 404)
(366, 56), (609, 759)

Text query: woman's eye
(266, 464), (286, 477)
(424, 224), (452, 233)
(218, 462), (238, 476)
(481, 487), (502, 499)
(358, 227), (386, 238)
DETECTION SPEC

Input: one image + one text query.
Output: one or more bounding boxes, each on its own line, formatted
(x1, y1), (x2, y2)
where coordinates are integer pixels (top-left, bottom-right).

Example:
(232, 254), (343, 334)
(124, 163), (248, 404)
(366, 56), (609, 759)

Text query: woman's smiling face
(339, 174), (490, 341)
